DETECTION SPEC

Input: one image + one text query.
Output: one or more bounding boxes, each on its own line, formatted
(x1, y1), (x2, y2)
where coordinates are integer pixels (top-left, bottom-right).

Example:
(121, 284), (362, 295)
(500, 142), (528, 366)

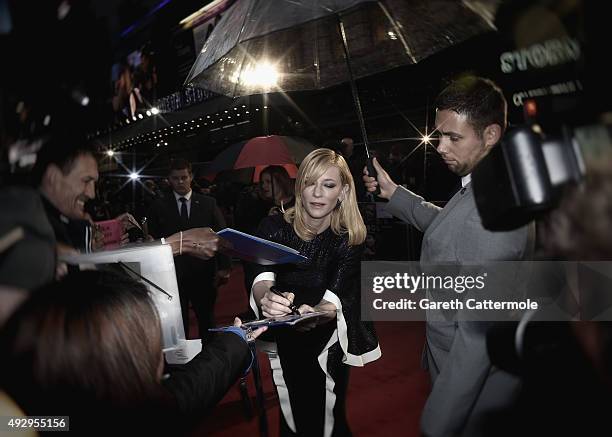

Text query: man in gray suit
(364, 76), (535, 437)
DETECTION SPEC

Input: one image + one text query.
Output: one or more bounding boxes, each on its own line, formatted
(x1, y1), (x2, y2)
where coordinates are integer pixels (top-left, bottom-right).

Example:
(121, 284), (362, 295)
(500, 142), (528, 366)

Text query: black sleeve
(327, 241), (364, 337)
(162, 332), (250, 416)
(329, 241), (380, 361)
(329, 240), (364, 300)
(255, 214), (282, 241)
(244, 216), (282, 292)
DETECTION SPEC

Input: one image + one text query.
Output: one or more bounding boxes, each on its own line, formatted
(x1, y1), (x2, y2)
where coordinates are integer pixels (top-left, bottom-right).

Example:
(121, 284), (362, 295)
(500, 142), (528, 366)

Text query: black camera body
(472, 124), (586, 231)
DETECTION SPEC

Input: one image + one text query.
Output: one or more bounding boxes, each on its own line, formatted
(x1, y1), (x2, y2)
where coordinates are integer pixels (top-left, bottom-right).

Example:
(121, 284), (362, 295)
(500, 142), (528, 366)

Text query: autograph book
(217, 228), (307, 265)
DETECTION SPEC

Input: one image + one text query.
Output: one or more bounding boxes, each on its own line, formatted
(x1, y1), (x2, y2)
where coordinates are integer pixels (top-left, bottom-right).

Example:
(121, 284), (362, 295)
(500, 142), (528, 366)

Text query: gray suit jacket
(386, 183), (535, 437)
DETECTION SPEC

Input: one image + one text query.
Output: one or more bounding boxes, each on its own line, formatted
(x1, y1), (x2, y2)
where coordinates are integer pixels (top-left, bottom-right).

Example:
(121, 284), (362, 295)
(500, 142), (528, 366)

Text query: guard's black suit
(147, 192), (230, 339)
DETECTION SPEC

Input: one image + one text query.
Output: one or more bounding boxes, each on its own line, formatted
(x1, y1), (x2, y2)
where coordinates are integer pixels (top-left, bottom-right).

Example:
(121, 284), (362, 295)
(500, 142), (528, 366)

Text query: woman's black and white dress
(250, 215), (381, 436)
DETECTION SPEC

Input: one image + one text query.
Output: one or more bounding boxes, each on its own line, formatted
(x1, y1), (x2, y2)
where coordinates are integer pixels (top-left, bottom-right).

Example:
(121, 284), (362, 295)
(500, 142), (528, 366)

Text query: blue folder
(217, 228), (308, 265)
(241, 311), (331, 328)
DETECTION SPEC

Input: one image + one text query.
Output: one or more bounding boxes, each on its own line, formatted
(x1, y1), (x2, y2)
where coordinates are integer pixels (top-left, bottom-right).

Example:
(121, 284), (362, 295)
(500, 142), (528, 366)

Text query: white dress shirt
(174, 190), (193, 218)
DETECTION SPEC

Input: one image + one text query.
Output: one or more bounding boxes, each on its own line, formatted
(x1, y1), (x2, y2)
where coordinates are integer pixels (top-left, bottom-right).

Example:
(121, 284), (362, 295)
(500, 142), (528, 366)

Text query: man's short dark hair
(31, 131), (96, 187)
(435, 76), (507, 136)
(168, 158), (192, 175)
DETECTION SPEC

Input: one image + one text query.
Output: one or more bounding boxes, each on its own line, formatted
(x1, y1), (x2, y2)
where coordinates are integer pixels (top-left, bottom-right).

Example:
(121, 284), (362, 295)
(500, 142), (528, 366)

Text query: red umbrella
(203, 135), (316, 181)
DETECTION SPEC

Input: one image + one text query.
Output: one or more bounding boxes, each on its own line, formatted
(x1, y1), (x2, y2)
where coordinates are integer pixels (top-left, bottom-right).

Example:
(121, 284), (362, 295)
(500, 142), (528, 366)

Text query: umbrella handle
(366, 157), (381, 197)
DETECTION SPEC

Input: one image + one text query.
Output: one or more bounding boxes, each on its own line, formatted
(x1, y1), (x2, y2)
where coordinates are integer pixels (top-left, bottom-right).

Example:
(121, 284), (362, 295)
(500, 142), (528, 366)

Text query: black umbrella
(185, 0), (499, 155)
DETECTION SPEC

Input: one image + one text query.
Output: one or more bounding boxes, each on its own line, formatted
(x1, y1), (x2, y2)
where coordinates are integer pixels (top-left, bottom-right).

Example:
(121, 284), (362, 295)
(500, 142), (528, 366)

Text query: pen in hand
(269, 286), (300, 315)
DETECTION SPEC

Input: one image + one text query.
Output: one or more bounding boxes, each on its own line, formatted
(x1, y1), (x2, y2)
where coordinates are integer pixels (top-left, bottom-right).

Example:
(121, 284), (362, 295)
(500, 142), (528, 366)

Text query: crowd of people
(1, 74), (611, 436)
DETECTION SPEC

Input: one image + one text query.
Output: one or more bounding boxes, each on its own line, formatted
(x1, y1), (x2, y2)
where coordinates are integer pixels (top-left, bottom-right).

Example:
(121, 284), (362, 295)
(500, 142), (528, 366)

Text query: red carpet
(187, 263), (430, 436)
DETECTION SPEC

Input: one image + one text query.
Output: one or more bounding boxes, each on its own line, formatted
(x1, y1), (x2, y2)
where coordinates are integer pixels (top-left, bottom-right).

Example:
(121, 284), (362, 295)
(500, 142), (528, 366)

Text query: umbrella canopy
(185, 0), (499, 96)
(203, 135), (316, 181)
(204, 165), (299, 183)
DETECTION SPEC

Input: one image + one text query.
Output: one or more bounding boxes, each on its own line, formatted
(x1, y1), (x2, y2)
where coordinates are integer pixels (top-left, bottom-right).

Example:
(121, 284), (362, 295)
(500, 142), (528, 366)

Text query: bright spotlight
(129, 172), (139, 180)
(106, 150), (115, 157)
(80, 96), (90, 106)
(241, 61), (279, 88)
(146, 110), (152, 116)
(151, 107), (160, 115)
(422, 134), (431, 144)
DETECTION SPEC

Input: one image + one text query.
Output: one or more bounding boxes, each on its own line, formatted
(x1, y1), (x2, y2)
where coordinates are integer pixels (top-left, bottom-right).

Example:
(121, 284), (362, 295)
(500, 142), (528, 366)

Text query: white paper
(164, 339), (203, 364)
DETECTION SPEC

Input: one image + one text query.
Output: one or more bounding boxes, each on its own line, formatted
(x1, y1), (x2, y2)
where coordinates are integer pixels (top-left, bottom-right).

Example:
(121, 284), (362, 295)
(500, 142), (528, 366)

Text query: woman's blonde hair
(284, 148), (366, 245)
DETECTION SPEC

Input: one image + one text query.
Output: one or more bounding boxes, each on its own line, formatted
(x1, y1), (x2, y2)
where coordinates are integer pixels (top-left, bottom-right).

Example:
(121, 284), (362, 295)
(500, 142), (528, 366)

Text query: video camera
(472, 98), (611, 231)
(474, 96), (612, 376)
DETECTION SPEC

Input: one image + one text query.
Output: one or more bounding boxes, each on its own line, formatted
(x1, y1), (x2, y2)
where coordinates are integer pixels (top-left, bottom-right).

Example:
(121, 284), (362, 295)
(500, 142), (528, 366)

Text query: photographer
(485, 149), (612, 436)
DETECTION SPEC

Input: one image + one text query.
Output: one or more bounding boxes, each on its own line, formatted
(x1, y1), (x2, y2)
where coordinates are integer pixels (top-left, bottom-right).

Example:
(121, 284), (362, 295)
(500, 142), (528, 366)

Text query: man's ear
(41, 164), (63, 192)
(483, 124), (502, 149)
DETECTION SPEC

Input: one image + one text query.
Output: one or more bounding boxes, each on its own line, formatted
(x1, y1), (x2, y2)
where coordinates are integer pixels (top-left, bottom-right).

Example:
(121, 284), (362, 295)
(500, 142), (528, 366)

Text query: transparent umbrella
(185, 0), (499, 184)
(185, 0), (499, 97)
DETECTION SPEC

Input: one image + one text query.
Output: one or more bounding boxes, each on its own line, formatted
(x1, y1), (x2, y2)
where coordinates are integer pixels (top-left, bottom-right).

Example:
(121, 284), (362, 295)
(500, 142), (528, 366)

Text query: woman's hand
(297, 304), (315, 315)
(295, 300), (337, 332)
(295, 304), (317, 332)
(313, 300), (338, 322)
(261, 289), (295, 318)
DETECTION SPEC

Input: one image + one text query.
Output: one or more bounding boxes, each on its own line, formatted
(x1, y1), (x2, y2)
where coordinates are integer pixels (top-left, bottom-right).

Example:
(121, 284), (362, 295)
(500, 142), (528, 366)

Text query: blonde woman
(251, 148), (381, 436)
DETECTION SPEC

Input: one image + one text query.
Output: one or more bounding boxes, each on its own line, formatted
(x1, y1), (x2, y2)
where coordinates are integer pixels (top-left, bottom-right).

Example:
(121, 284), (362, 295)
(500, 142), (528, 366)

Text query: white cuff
(322, 289), (381, 367)
(250, 272), (276, 319)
